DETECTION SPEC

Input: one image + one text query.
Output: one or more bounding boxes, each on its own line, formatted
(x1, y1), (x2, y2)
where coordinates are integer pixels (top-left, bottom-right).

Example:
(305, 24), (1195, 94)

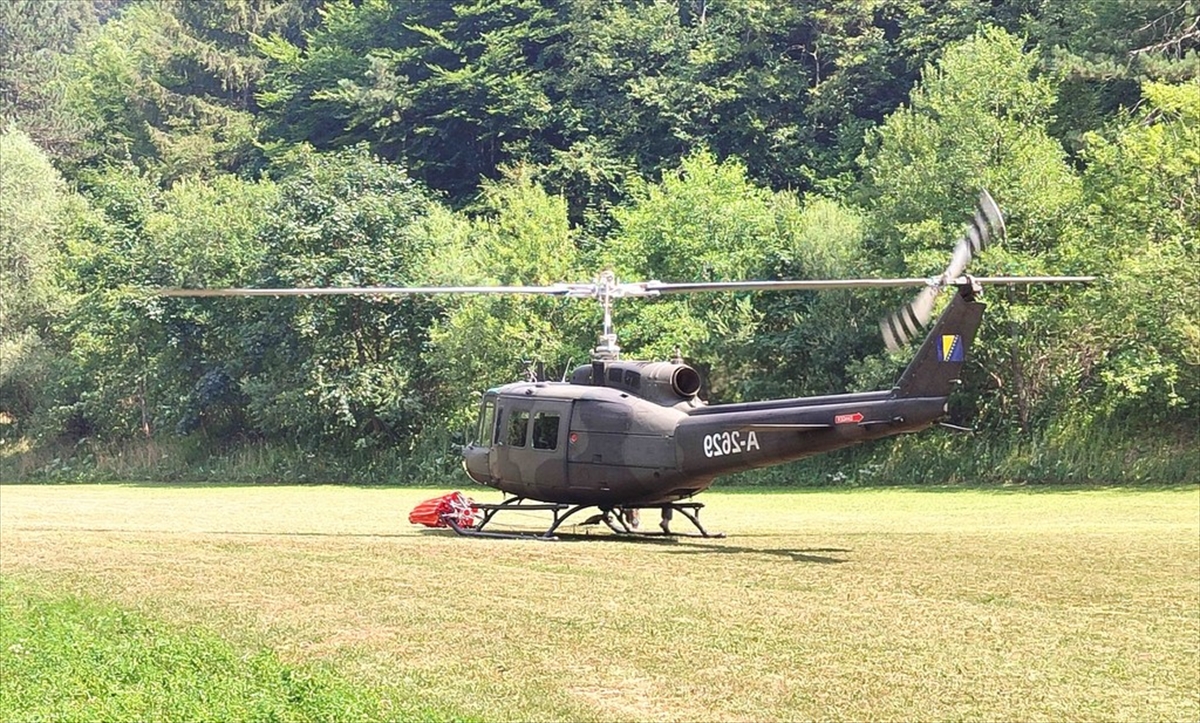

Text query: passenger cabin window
(506, 410), (530, 447)
(532, 412), (560, 450)
(476, 399), (495, 446)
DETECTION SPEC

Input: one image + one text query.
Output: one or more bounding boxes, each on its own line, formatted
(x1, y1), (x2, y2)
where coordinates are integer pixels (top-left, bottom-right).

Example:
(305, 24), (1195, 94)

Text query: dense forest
(1, 0), (1197, 485)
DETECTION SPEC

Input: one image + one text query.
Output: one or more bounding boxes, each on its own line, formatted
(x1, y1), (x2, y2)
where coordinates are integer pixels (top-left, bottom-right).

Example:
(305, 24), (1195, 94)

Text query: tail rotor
(880, 190), (1006, 351)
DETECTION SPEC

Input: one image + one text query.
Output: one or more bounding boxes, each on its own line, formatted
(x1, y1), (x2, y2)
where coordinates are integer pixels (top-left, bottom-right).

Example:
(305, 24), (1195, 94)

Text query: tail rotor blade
(945, 189), (1004, 282)
(881, 285), (938, 351)
(881, 190), (1006, 351)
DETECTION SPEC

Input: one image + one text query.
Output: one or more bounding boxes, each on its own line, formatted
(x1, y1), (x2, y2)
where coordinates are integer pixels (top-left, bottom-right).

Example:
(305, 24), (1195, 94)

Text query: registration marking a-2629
(702, 430), (760, 458)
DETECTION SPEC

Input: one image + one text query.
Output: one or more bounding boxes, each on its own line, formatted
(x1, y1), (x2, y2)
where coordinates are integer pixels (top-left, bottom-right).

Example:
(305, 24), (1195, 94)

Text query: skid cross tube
(600, 503), (725, 538)
(447, 497), (596, 540)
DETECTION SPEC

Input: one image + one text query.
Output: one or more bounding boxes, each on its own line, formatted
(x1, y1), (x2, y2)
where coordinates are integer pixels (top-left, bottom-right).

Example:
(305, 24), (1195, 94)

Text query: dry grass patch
(1, 483), (1197, 722)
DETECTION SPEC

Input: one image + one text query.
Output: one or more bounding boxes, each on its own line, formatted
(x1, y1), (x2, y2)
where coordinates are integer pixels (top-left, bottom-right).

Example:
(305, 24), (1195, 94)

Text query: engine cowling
(640, 361), (701, 399)
(569, 359), (703, 405)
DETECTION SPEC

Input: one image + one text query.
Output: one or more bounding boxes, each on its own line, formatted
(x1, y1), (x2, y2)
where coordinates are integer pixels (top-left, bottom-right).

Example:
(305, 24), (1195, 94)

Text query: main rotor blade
(637, 278), (937, 294)
(156, 284), (578, 298)
(877, 277), (1095, 351)
(968, 275), (1097, 285)
(637, 275), (1097, 296)
(157, 276), (1096, 299)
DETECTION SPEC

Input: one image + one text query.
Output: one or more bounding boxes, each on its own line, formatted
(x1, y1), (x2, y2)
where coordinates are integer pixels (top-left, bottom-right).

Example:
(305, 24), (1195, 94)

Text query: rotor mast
(593, 270), (621, 360)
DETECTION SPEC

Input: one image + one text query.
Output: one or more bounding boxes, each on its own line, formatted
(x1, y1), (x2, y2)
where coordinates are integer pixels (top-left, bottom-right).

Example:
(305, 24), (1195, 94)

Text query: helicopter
(160, 191), (1093, 539)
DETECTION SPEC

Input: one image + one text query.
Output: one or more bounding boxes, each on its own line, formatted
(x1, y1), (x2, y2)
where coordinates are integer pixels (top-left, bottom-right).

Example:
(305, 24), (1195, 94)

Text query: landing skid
(442, 497), (724, 540)
(598, 503), (725, 539)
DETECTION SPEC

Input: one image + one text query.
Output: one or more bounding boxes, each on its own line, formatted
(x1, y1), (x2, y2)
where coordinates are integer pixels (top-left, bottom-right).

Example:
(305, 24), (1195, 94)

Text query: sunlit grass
(1, 484), (1197, 722)
(0, 577), (449, 723)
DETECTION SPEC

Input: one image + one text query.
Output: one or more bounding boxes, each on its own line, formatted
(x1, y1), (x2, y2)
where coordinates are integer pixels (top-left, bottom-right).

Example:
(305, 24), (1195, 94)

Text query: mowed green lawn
(1, 484), (1197, 722)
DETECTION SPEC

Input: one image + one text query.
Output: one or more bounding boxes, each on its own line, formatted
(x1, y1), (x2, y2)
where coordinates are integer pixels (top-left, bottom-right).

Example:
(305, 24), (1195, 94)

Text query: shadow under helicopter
(661, 542), (851, 564)
(442, 528), (852, 564)
(23, 524), (849, 563)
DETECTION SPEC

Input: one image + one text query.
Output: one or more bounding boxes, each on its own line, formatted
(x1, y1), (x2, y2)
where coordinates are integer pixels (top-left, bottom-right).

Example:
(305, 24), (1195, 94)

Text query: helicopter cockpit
(464, 389), (572, 495)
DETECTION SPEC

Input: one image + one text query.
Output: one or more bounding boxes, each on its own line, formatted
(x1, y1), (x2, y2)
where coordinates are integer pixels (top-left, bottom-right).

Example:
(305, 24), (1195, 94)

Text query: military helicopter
(161, 191), (1092, 539)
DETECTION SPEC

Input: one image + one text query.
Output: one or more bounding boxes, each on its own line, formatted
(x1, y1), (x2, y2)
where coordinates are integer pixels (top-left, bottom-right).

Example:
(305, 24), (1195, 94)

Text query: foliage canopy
(1, 1), (1196, 483)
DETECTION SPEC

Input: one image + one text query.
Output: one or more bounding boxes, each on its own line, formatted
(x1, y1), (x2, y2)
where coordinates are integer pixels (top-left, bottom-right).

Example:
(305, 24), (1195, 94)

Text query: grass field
(1, 484), (1197, 722)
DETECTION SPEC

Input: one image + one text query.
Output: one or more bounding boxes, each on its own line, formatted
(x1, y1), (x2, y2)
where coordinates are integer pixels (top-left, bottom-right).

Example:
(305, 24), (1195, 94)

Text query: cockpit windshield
(475, 395), (497, 446)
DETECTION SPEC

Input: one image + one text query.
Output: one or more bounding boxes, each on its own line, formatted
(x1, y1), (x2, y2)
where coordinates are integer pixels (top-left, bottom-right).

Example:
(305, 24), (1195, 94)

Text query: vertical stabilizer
(893, 282), (985, 398)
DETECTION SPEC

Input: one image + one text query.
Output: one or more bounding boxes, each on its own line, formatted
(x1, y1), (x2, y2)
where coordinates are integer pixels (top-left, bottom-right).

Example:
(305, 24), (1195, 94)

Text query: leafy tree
(424, 164), (587, 431)
(730, 195), (877, 400)
(257, 0), (567, 201)
(6, 0), (1194, 483)
(0, 130), (70, 436)
(141, 174), (280, 437)
(0, 0), (107, 157)
(553, 0), (815, 210)
(859, 26), (1083, 430)
(254, 0), (1008, 216)
(602, 150), (781, 375)
(552, 0), (1014, 213)
(798, 0), (1002, 188)
(0, 130), (66, 334)
(238, 145), (447, 451)
(60, 0), (316, 179)
(1027, 0), (1199, 78)
(32, 165), (277, 442)
(601, 150), (871, 401)
(1062, 81), (1200, 424)
(44, 167), (167, 440)
(1025, 0), (1200, 155)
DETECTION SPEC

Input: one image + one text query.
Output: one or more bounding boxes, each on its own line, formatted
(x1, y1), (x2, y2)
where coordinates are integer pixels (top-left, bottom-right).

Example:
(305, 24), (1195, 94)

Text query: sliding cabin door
(489, 397), (572, 497)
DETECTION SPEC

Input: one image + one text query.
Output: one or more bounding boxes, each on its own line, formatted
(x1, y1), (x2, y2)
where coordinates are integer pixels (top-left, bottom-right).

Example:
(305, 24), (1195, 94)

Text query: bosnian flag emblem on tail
(939, 334), (964, 362)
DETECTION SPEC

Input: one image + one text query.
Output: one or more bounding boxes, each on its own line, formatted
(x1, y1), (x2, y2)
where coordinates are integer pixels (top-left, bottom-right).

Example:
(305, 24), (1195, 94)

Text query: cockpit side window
(476, 398), (496, 446)
(506, 410), (530, 447)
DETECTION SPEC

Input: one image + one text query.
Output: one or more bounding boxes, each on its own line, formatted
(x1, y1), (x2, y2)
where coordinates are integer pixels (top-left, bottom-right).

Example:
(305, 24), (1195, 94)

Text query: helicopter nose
(462, 445), (490, 484)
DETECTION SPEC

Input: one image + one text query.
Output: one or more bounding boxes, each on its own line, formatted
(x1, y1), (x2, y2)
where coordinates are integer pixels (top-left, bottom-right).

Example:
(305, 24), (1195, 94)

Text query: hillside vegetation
(1, 0), (1197, 484)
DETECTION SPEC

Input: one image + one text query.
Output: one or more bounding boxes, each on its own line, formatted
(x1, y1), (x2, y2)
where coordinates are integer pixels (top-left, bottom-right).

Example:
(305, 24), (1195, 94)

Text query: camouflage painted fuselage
(462, 285), (985, 507)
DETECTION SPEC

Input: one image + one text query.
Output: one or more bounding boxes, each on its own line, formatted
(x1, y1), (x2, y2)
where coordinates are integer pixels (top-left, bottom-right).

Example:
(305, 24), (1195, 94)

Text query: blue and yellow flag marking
(939, 334), (964, 362)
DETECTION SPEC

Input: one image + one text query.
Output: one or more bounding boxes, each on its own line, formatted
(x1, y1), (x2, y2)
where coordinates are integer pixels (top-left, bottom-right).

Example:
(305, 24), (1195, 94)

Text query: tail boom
(671, 281), (985, 483)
